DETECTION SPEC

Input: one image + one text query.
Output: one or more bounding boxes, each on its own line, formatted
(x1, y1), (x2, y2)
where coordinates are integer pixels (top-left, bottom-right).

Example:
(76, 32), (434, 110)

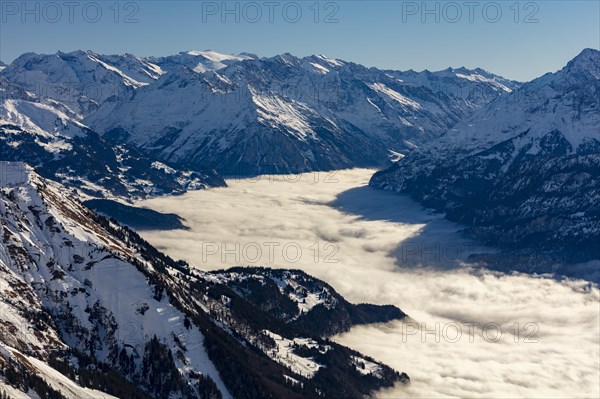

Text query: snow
(430, 52), (600, 158)
(1, 344), (119, 399)
(350, 355), (384, 378)
(261, 330), (327, 378)
(252, 91), (316, 140)
(86, 53), (146, 88)
(1, 50), (160, 117)
(0, 382), (35, 399)
(177, 50), (253, 73)
(367, 83), (422, 110)
(0, 99), (88, 139)
(272, 273), (335, 316)
(455, 72), (512, 93)
(315, 54), (344, 67)
(283, 374), (303, 387)
(85, 51), (512, 172)
(388, 149), (406, 162)
(366, 98), (382, 113)
(151, 161), (176, 174)
(0, 164), (233, 399)
(187, 50), (247, 63)
(309, 62), (330, 74)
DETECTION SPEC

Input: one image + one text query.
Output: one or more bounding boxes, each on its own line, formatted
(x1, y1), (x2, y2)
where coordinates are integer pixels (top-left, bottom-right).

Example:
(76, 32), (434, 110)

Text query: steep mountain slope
(0, 162), (230, 398)
(370, 49), (600, 275)
(0, 162), (409, 398)
(85, 53), (518, 175)
(0, 50), (257, 120)
(0, 76), (224, 200)
(387, 66), (518, 110)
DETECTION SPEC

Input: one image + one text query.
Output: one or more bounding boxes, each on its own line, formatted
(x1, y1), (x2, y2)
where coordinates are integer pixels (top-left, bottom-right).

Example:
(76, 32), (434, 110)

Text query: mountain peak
(314, 53), (345, 67)
(56, 49), (94, 58)
(184, 49), (250, 61)
(564, 48), (600, 78)
(575, 47), (600, 58)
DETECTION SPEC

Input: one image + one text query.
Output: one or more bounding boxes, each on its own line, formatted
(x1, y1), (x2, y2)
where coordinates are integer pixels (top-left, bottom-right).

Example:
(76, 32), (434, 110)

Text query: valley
(0, 45), (598, 398)
(137, 169), (600, 398)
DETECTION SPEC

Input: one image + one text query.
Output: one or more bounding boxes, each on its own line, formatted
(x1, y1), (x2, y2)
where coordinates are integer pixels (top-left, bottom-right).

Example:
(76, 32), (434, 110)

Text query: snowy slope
(370, 48), (600, 272)
(0, 50), (255, 119)
(1, 344), (119, 399)
(86, 52), (517, 174)
(1, 51), (161, 117)
(0, 162), (231, 398)
(0, 162), (409, 398)
(426, 48), (599, 157)
(387, 66), (518, 110)
(0, 76), (224, 200)
(2, 49), (517, 175)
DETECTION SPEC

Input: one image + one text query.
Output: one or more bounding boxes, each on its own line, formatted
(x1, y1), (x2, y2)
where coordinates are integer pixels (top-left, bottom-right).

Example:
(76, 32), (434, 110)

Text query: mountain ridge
(82, 50), (518, 175)
(0, 161), (409, 398)
(369, 48), (600, 278)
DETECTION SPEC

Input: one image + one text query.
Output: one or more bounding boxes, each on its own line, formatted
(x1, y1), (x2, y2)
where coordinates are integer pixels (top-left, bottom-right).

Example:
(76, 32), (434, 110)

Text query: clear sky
(1, 0), (598, 81)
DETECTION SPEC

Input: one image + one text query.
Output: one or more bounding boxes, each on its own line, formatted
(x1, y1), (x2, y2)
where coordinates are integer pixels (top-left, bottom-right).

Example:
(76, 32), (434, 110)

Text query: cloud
(137, 169), (600, 398)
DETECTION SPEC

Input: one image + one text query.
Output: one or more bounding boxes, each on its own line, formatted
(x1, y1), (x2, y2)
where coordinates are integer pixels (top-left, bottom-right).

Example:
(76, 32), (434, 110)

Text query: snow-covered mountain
(86, 53), (518, 174)
(0, 76), (224, 200)
(0, 162), (409, 398)
(1, 50), (162, 118)
(0, 50), (259, 120)
(370, 49), (600, 275)
(148, 50), (257, 74)
(0, 49), (517, 175)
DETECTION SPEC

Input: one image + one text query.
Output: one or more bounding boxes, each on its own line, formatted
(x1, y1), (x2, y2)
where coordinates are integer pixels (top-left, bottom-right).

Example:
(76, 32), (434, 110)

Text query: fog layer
(138, 169), (600, 398)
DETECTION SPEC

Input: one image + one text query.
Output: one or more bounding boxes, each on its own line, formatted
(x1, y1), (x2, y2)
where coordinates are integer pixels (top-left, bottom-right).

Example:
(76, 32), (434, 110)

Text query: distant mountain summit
(1, 50), (161, 117)
(148, 50), (256, 73)
(370, 49), (600, 278)
(0, 50), (258, 118)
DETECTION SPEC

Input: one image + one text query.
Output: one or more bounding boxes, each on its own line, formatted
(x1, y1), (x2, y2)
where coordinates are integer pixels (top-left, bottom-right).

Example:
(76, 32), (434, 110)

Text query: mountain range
(1, 48), (597, 267)
(1, 49), (518, 177)
(88, 52), (518, 174)
(0, 47), (598, 397)
(370, 48), (600, 278)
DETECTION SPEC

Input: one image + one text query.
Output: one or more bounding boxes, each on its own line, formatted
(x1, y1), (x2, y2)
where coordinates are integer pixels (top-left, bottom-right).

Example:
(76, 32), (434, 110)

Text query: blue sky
(1, 0), (598, 81)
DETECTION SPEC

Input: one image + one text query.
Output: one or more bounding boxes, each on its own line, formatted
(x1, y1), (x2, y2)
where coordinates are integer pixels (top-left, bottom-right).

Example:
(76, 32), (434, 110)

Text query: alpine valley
(0, 48), (598, 398)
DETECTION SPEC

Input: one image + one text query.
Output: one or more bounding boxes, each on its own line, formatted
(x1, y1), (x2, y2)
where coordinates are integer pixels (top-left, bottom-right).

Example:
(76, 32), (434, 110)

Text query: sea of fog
(137, 169), (600, 398)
